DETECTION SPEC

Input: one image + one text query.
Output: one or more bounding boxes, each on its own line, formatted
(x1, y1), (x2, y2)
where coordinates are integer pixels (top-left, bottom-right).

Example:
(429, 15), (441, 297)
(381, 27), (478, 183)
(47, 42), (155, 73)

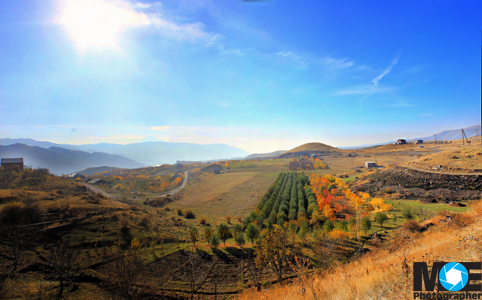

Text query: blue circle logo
(439, 262), (469, 291)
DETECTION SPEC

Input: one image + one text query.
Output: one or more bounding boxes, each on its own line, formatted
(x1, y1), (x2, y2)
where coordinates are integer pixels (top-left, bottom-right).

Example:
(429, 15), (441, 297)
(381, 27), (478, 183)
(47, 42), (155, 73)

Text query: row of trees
(289, 156), (327, 171)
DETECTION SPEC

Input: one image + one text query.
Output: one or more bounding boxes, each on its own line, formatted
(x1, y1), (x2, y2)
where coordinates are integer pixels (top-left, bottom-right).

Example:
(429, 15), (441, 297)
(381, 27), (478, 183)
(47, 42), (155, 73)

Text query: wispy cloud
(372, 56), (399, 86)
(275, 51), (311, 69)
(334, 84), (396, 95)
(151, 126), (169, 131)
(333, 53), (401, 105)
(317, 56), (355, 70)
(417, 113), (433, 117)
(390, 101), (414, 108)
(273, 51), (355, 72)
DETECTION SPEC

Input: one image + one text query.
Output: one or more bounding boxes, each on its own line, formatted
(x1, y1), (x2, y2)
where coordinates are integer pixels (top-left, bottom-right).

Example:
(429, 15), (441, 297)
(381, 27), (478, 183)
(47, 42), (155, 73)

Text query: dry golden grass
(175, 172), (261, 219)
(404, 145), (482, 173)
(237, 202), (482, 300)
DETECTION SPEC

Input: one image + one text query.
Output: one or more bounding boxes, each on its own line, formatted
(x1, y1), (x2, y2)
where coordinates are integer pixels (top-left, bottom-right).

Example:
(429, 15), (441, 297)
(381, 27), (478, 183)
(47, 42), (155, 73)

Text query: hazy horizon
(1, 1), (480, 153)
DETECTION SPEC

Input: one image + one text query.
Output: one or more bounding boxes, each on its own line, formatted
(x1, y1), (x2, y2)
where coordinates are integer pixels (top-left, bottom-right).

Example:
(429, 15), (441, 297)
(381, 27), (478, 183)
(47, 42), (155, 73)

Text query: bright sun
(56, 0), (149, 52)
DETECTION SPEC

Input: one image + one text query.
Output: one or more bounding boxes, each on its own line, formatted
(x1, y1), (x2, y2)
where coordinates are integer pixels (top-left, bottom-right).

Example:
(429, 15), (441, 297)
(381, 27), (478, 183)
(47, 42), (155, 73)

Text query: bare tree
(46, 241), (81, 300)
(104, 248), (148, 300)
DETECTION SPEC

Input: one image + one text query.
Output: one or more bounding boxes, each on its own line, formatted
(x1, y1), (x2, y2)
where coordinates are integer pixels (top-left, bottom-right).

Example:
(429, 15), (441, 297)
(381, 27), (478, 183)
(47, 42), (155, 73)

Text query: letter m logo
(413, 262), (445, 291)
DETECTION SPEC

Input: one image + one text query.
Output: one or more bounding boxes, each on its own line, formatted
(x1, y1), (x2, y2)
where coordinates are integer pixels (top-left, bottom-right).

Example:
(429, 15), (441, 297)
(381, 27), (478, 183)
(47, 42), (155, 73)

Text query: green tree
(323, 220), (334, 233)
(218, 223), (231, 246)
(246, 223), (259, 244)
(361, 216), (372, 234)
(235, 232), (245, 247)
(375, 212), (388, 227)
(188, 227), (199, 248)
(209, 234), (220, 248)
(233, 224), (242, 236)
(392, 214), (398, 223)
(204, 227), (213, 241)
(336, 220), (348, 231)
(347, 217), (357, 232)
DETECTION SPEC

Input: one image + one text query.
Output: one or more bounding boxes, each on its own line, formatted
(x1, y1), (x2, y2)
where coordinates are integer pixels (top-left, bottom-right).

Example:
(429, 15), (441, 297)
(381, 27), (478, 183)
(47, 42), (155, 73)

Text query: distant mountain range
(0, 139), (251, 168)
(411, 125), (481, 142)
(72, 141), (250, 166)
(244, 150), (287, 160)
(0, 144), (145, 175)
(339, 125), (482, 149)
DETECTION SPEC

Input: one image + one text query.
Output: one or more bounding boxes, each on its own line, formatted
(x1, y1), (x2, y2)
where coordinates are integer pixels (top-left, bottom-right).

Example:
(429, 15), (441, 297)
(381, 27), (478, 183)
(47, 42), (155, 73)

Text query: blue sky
(0, 0), (480, 153)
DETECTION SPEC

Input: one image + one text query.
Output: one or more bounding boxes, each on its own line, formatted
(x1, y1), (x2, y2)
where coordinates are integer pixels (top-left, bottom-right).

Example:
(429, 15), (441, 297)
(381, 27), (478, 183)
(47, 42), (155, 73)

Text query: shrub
(450, 213), (473, 228)
(385, 188), (393, 194)
(199, 216), (207, 225)
(402, 219), (420, 232)
(119, 218), (130, 236)
(402, 208), (414, 220)
(185, 210), (195, 219)
(177, 208), (183, 216)
(164, 206), (171, 211)
(138, 216), (150, 229)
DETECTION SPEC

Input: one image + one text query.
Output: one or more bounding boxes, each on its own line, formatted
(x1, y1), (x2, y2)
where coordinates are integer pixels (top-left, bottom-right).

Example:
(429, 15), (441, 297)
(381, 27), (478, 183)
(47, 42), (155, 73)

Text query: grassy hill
(277, 142), (341, 158)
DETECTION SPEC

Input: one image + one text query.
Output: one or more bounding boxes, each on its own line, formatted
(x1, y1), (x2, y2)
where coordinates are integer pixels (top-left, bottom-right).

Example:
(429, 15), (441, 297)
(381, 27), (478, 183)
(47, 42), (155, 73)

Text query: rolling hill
(277, 142), (341, 158)
(0, 144), (145, 175)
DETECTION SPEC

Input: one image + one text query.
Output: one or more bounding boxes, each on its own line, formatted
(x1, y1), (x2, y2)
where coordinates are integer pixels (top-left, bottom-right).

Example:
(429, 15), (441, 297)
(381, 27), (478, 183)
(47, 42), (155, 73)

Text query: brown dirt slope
(353, 166), (482, 202)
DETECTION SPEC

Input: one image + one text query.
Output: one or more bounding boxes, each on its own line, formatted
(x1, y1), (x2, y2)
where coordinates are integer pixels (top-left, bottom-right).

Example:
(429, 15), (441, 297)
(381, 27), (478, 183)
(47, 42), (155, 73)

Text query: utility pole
(434, 134), (437, 144)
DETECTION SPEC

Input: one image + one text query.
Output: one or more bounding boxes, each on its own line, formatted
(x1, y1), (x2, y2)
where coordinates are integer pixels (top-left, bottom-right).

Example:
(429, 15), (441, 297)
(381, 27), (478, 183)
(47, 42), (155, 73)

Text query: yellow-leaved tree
(370, 197), (385, 210)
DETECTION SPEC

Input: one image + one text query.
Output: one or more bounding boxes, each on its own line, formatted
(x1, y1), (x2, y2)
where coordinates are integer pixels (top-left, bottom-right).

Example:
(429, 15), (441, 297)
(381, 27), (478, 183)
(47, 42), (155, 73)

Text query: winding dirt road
(156, 170), (190, 198)
(82, 182), (119, 199)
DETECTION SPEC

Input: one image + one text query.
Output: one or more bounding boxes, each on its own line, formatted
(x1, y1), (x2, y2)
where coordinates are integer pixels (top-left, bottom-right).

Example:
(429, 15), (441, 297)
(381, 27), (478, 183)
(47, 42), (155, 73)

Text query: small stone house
(365, 161), (377, 169)
(1, 158), (24, 171)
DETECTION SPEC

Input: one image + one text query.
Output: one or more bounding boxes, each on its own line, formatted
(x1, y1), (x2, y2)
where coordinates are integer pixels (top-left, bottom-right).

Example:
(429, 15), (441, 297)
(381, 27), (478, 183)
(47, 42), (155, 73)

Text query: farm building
(212, 167), (221, 174)
(365, 161), (377, 169)
(67, 172), (86, 179)
(419, 145), (424, 148)
(1, 158), (24, 171)
(396, 139), (407, 145)
(415, 140), (423, 144)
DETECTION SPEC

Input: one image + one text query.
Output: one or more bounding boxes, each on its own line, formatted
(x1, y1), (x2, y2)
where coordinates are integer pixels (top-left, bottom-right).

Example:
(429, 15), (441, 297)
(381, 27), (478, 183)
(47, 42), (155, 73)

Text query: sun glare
(56, 0), (150, 52)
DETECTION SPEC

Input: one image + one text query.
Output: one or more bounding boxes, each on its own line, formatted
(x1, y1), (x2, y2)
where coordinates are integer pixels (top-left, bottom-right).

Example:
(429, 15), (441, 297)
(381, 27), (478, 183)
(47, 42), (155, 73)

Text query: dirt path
(82, 182), (119, 199)
(401, 165), (482, 176)
(157, 170), (190, 198)
(82, 170), (190, 200)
